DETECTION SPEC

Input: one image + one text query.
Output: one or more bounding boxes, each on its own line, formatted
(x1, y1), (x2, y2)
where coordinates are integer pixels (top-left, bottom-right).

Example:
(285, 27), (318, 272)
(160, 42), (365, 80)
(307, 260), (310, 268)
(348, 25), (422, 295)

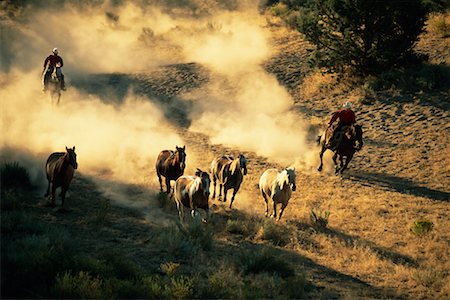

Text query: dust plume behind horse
(173, 168), (211, 223)
(45, 146), (78, 211)
(155, 146), (186, 193)
(211, 154), (247, 209)
(317, 124), (363, 174)
(259, 167), (296, 221)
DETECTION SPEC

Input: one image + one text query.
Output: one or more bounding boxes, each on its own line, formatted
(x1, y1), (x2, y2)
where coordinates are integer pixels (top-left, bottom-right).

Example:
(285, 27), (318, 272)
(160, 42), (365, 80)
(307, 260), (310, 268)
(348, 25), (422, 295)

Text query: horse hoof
(318, 167), (322, 172)
(56, 207), (70, 213)
(44, 202), (56, 208)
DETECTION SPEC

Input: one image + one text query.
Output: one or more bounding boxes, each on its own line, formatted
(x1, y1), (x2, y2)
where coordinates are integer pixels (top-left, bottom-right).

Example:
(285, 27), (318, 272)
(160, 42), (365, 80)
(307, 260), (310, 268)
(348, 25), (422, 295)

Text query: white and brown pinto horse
(173, 169), (211, 223)
(45, 146), (78, 210)
(210, 154), (247, 209)
(155, 146), (186, 193)
(259, 167), (296, 221)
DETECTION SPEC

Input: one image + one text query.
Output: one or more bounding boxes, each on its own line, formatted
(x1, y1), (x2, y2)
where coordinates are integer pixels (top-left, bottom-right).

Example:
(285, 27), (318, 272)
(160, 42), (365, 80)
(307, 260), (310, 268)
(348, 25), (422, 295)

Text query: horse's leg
(333, 153), (340, 174)
(176, 201), (183, 222)
(340, 153), (353, 174)
(229, 186), (240, 209)
(338, 155), (345, 175)
(271, 199), (277, 219)
(212, 177), (217, 199)
(223, 186), (229, 203)
(277, 201), (289, 221)
(318, 146), (326, 172)
(45, 179), (51, 197)
(157, 173), (163, 192)
(165, 178), (171, 194)
(261, 191), (269, 217)
(51, 184), (57, 206)
(60, 187), (68, 210)
(218, 183), (223, 200)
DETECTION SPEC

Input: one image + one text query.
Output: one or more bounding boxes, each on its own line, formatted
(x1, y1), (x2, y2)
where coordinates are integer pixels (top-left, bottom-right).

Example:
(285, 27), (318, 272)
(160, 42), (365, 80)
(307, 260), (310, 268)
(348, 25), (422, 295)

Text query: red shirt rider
(44, 53), (63, 69)
(329, 102), (356, 126)
(44, 48), (64, 68)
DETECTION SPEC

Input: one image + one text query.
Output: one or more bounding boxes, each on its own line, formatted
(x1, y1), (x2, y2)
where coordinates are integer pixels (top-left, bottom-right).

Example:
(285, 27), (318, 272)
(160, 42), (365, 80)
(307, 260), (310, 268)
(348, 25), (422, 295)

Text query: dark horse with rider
(317, 101), (363, 175)
(42, 47), (66, 104)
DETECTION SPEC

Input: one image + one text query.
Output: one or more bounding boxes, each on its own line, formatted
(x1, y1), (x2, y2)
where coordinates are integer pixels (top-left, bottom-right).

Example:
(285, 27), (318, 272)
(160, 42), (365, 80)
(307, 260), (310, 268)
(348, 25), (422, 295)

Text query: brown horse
(173, 168), (211, 223)
(155, 146), (186, 193)
(210, 154), (247, 208)
(317, 124), (363, 174)
(45, 146), (78, 210)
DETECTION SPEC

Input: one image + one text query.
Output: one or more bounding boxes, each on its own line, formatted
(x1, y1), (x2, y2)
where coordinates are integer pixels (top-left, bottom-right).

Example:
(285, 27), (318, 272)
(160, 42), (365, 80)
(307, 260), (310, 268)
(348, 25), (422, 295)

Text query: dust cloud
(1, 1), (319, 209)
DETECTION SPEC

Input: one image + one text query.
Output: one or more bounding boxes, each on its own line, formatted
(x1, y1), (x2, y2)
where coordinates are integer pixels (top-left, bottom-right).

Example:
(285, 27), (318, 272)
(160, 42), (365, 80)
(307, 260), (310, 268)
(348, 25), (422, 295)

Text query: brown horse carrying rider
(325, 101), (356, 150)
(42, 47), (66, 91)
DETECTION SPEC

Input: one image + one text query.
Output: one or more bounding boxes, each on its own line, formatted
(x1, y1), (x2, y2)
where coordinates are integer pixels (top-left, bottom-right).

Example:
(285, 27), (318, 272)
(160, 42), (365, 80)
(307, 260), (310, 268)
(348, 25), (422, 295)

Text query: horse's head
(239, 154), (248, 175)
(286, 167), (296, 191)
(175, 145), (186, 170)
(65, 146), (78, 169)
(195, 168), (211, 199)
(278, 167), (296, 192)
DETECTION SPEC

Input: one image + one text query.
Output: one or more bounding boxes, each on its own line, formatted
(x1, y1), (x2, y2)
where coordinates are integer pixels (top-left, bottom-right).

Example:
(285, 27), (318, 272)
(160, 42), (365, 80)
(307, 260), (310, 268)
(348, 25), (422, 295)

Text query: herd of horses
(44, 124), (363, 220)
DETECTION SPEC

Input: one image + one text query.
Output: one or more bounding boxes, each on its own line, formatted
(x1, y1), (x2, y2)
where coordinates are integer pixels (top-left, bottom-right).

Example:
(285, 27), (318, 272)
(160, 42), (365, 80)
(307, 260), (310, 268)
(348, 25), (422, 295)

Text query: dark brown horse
(45, 146), (78, 210)
(210, 154), (247, 208)
(155, 146), (186, 193)
(318, 124), (363, 174)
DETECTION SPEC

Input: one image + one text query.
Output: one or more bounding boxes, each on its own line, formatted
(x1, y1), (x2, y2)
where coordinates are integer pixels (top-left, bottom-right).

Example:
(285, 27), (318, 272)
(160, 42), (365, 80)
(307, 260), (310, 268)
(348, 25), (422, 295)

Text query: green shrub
(53, 271), (109, 299)
(161, 262), (180, 278)
(411, 267), (446, 288)
(225, 219), (248, 235)
(156, 225), (197, 258)
(170, 276), (194, 299)
(238, 248), (295, 278)
(1, 190), (22, 210)
(179, 219), (214, 251)
(206, 267), (243, 299)
(1, 161), (32, 190)
(310, 209), (330, 229)
(257, 219), (290, 246)
(291, 0), (428, 75)
(141, 275), (166, 299)
(410, 220), (434, 236)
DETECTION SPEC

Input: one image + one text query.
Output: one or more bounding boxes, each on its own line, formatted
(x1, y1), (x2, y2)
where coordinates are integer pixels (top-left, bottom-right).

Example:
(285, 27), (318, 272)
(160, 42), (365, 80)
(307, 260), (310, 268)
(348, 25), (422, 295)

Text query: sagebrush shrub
(310, 209), (330, 229)
(257, 219), (290, 246)
(410, 220), (434, 236)
(1, 161), (32, 190)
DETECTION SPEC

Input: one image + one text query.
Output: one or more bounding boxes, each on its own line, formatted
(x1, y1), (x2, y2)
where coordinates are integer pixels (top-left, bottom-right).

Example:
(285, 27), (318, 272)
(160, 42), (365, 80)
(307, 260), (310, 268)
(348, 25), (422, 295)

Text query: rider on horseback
(42, 47), (66, 91)
(325, 101), (356, 150)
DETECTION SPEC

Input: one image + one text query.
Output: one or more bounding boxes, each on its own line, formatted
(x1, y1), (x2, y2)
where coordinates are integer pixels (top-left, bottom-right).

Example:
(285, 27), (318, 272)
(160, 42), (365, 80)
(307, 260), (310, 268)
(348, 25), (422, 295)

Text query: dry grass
(427, 12), (450, 37)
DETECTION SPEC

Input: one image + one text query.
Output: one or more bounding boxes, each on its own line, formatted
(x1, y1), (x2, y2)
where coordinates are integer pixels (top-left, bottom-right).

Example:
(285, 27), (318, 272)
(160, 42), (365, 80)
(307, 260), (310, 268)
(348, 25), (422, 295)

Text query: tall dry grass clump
(427, 12), (450, 37)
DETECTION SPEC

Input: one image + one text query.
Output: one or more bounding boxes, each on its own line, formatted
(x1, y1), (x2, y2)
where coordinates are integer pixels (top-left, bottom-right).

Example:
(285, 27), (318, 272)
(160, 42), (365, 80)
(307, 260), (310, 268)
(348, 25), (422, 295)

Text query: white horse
(259, 167), (296, 221)
(210, 154), (247, 208)
(173, 169), (211, 223)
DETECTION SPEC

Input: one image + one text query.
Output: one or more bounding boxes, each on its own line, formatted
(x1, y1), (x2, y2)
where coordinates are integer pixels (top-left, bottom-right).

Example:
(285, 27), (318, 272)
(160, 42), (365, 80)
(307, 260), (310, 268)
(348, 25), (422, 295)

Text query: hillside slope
(2, 8), (449, 300)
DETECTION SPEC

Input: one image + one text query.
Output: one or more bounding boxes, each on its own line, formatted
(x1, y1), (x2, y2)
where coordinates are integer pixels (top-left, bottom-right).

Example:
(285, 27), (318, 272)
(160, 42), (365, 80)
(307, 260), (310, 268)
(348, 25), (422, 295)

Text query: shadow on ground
(350, 170), (449, 202)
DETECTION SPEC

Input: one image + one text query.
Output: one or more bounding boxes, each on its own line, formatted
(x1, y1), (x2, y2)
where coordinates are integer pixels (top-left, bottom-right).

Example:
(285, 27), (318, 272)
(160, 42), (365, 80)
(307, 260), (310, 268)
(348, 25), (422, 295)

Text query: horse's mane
(230, 157), (240, 175)
(188, 176), (202, 195)
(276, 169), (290, 190)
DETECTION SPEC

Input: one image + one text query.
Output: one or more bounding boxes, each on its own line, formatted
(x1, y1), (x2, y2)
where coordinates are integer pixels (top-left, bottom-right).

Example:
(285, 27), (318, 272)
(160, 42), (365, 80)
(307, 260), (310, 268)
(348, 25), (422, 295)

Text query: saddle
(325, 123), (353, 150)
